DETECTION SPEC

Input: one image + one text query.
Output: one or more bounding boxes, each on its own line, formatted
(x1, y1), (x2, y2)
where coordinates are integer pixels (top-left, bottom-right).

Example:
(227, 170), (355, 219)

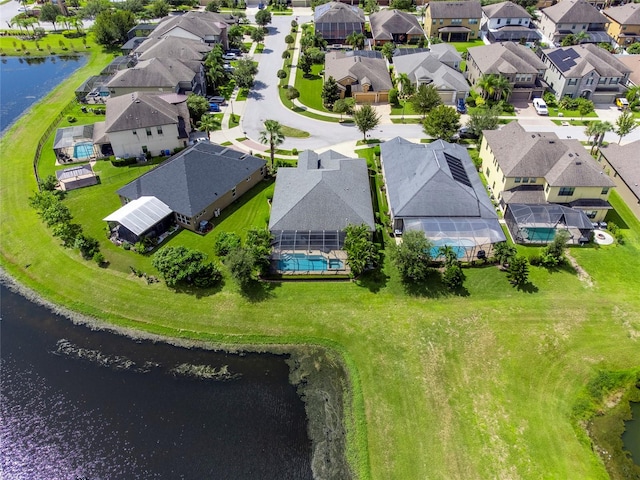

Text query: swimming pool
(521, 227), (556, 243)
(429, 238), (474, 259)
(74, 142), (94, 160)
(278, 254), (344, 272)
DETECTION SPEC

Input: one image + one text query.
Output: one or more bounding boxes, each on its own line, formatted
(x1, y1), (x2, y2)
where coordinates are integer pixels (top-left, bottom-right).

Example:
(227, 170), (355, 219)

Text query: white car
(533, 98), (548, 115)
(222, 53), (237, 60)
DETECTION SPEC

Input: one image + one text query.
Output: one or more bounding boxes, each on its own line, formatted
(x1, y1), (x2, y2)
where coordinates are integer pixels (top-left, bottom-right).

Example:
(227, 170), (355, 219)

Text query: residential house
(538, 0), (612, 45)
(106, 57), (206, 97)
(597, 141), (640, 219)
(324, 51), (393, 103)
(481, 1), (541, 43)
(99, 92), (191, 158)
(380, 137), (505, 260)
(480, 121), (615, 227)
(603, 2), (640, 47)
(150, 11), (234, 49)
(314, 2), (365, 45)
(133, 36), (213, 62)
(392, 45), (469, 104)
(369, 9), (425, 46)
(115, 141), (266, 233)
(616, 53), (640, 87)
(269, 150), (375, 272)
(425, 1), (483, 42)
(539, 43), (631, 102)
(466, 42), (547, 101)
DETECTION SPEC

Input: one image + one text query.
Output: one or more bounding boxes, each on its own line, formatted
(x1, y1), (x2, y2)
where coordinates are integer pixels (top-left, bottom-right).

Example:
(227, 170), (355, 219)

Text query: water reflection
(0, 284), (312, 479)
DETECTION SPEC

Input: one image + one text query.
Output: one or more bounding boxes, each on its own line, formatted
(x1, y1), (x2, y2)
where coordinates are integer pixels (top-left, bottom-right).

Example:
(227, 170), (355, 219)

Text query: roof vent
(549, 140), (555, 144)
(576, 161), (582, 165)
(568, 153), (573, 157)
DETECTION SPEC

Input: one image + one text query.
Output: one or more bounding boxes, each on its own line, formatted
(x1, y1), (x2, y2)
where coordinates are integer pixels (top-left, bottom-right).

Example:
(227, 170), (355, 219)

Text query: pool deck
(271, 250), (350, 275)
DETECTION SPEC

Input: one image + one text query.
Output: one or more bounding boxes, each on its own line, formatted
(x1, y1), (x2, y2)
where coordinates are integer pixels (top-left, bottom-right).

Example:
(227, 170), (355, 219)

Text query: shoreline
(0, 268), (353, 479)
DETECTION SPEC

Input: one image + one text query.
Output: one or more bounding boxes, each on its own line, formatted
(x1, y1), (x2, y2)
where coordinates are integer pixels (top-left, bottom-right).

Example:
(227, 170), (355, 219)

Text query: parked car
(616, 97), (629, 110)
(452, 126), (479, 141)
(533, 98), (548, 115)
(208, 96), (226, 105)
(222, 53), (237, 60)
(209, 103), (221, 112)
(456, 98), (467, 114)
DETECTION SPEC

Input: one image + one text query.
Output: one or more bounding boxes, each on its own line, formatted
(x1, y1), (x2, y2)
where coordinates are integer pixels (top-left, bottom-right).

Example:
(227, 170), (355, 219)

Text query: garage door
(510, 90), (531, 102)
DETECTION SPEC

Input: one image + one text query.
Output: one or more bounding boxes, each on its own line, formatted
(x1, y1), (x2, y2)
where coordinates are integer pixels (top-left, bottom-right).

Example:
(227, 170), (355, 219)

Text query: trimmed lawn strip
(294, 63), (327, 112)
(280, 125), (309, 138)
(2, 49), (640, 480)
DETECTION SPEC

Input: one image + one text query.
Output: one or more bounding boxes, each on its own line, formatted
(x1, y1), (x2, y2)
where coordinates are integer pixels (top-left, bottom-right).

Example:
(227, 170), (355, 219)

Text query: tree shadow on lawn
(606, 208), (629, 230)
(402, 270), (450, 298)
(356, 268), (389, 293)
(171, 278), (225, 298)
(239, 279), (282, 303)
(515, 281), (538, 293)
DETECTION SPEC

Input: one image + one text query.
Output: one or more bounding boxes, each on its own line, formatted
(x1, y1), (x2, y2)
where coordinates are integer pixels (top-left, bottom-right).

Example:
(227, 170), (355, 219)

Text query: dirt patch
(565, 251), (593, 287)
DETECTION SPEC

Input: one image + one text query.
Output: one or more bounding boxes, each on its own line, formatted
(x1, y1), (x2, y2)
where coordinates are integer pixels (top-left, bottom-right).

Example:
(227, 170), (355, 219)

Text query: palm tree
(477, 74), (498, 100)
(590, 121), (613, 153)
(346, 32), (366, 50)
(259, 119), (285, 168)
(493, 75), (512, 101)
(574, 30), (589, 44)
(197, 114), (221, 135)
(584, 122), (599, 150)
(397, 73), (414, 99)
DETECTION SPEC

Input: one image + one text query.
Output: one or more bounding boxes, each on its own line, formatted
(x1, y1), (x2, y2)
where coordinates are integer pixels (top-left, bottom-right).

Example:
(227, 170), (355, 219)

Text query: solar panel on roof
(444, 153), (472, 188)
(546, 48), (579, 73)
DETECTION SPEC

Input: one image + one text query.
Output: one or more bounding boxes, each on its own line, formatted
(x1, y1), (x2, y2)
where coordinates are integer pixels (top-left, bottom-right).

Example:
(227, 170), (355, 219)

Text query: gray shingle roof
(325, 51), (393, 92)
(392, 51), (469, 92)
(380, 137), (496, 219)
(542, 44), (631, 78)
(599, 141), (640, 200)
(467, 42), (545, 75)
(315, 2), (365, 23)
(541, 0), (608, 24)
(269, 150), (375, 232)
(482, 1), (531, 19)
(152, 11), (231, 39)
(104, 92), (189, 133)
(135, 37), (212, 62)
(427, 1), (482, 19)
(482, 122), (615, 187)
(615, 54), (640, 86)
(603, 2), (640, 25)
(117, 141), (266, 217)
(106, 57), (196, 90)
(369, 9), (424, 41)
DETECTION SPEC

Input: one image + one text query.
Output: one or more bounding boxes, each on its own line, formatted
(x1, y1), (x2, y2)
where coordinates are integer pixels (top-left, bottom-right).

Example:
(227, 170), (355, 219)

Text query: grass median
(2, 47), (640, 480)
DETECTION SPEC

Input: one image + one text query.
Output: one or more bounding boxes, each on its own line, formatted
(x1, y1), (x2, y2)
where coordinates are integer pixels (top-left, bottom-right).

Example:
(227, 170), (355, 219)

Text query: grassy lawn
(294, 64), (327, 112)
(3, 47), (640, 480)
(0, 32), (95, 56)
(548, 107), (598, 118)
(390, 101), (417, 116)
(449, 39), (485, 53)
(280, 125), (309, 138)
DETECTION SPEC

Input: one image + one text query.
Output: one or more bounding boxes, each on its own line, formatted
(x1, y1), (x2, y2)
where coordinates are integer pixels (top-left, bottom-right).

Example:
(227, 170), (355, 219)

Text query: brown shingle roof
(599, 141), (640, 200)
(370, 9), (424, 41)
(467, 42), (545, 75)
(105, 92), (189, 133)
(541, 0), (608, 24)
(603, 2), (640, 26)
(428, 0), (482, 19)
(482, 1), (531, 20)
(324, 51), (393, 92)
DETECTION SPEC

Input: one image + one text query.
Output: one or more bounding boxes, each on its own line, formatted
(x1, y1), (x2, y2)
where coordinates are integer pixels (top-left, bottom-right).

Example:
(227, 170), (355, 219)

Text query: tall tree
(364, 0), (379, 14)
(410, 84), (442, 118)
(353, 103), (380, 141)
(477, 73), (498, 100)
(233, 57), (258, 89)
(506, 255), (529, 287)
(321, 76), (341, 109)
(381, 42), (395, 62)
(255, 9), (272, 28)
(80, 0), (110, 19)
(186, 94), (210, 124)
(492, 75), (512, 101)
(197, 114), (221, 134)
(298, 53), (313, 76)
(390, 230), (433, 283)
(466, 105), (500, 138)
(345, 32), (366, 50)
(150, 0), (170, 18)
(93, 9), (136, 46)
(614, 110), (638, 144)
(250, 27), (265, 44)
(396, 73), (415, 99)
(228, 24), (244, 47)
(333, 98), (355, 121)
(152, 246), (222, 288)
(259, 119), (285, 168)
(344, 224), (378, 278)
(588, 120), (614, 154)
(39, 4), (62, 31)
(422, 105), (461, 140)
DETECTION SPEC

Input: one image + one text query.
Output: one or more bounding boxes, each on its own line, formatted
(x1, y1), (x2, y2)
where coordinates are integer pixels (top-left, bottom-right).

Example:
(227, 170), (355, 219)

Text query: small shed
(104, 196), (174, 244)
(55, 164), (98, 191)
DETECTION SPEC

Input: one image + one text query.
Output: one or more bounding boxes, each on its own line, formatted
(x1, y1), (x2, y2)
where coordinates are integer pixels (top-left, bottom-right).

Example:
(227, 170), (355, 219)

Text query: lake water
(0, 284), (313, 479)
(0, 55), (87, 133)
(623, 401), (640, 466)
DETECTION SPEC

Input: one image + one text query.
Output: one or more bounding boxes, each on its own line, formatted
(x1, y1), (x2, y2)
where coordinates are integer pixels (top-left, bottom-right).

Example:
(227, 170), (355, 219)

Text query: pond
(623, 401), (640, 466)
(0, 283), (313, 479)
(0, 55), (87, 133)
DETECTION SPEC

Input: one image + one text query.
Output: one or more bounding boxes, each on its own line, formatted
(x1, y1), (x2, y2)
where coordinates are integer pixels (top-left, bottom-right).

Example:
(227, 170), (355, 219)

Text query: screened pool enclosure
(505, 204), (594, 245)
(402, 217), (506, 262)
(270, 230), (349, 274)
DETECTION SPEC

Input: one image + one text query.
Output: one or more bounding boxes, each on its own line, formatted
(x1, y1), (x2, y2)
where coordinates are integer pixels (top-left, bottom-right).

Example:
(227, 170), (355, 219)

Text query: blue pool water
(278, 254), (343, 272)
(522, 227), (556, 243)
(430, 238), (474, 259)
(74, 142), (94, 159)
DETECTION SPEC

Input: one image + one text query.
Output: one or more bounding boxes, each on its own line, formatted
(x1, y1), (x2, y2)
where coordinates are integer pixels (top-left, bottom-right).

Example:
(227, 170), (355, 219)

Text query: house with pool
(269, 150), (375, 274)
(481, 121), (615, 244)
(380, 137), (505, 261)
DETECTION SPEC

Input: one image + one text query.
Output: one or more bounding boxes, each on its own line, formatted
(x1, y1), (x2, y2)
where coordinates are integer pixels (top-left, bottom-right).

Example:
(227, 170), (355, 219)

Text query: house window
(558, 187), (575, 196)
(176, 213), (190, 225)
(142, 146), (148, 153)
(157, 127), (163, 135)
(598, 78), (607, 84)
(440, 19), (444, 24)
(232, 187), (236, 197)
(451, 18), (462, 25)
(610, 78), (619, 84)
(497, 18), (501, 24)
(506, 18), (512, 25)
(586, 78), (594, 85)
(518, 18), (522, 24)
(522, 177), (529, 183)
(585, 210), (597, 219)
(502, 175), (505, 182)
(486, 167), (490, 176)
(515, 177), (521, 183)
(132, 130), (137, 135)
(469, 18), (478, 24)
(146, 128), (152, 136)
(530, 178), (537, 184)
(601, 187), (609, 195)
(433, 19), (436, 25)
(568, 79), (578, 85)
(545, 184), (550, 193)
(572, 24), (576, 29)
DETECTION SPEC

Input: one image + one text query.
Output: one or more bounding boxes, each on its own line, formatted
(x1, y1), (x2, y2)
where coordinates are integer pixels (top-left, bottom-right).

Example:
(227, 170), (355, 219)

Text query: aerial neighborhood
(5, 0), (640, 477)
(17, 0), (638, 289)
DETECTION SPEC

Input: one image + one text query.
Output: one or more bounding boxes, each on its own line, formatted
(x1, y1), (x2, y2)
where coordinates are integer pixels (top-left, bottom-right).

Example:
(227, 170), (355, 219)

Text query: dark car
(208, 96), (226, 105)
(456, 98), (467, 114)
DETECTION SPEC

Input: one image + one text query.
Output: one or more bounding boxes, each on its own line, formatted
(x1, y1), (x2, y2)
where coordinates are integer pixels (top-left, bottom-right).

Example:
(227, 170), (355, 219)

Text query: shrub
(443, 264), (465, 290)
(213, 231), (242, 257)
(93, 252), (105, 266)
(528, 253), (542, 266)
(498, 100), (514, 113)
(388, 88), (399, 107)
(465, 96), (476, 108)
(111, 157), (137, 167)
(291, 148), (298, 155)
(67, 115), (77, 123)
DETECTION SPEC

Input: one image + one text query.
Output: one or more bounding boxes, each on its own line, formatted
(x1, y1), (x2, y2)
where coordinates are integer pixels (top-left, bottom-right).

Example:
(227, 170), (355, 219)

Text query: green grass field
(2, 47), (640, 480)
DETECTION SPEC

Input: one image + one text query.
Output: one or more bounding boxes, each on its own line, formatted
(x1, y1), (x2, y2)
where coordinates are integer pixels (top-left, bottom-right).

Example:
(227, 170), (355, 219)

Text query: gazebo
(104, 196), (175, 245)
